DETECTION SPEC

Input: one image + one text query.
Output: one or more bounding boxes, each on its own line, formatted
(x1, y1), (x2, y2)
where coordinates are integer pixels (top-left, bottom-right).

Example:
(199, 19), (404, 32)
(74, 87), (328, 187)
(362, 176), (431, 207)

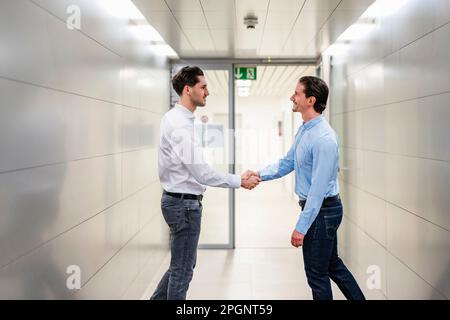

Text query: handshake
(240, 170), (261, 190)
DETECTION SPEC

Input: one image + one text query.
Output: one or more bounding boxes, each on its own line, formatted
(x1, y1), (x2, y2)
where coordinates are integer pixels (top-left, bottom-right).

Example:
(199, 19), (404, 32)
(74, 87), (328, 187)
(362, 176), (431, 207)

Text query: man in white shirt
(151, 66), (260, 300)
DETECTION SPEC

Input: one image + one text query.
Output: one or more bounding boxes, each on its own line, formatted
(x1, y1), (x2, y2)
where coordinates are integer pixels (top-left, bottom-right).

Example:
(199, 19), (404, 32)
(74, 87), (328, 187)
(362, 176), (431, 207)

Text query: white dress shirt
(158, 103), (241, 195)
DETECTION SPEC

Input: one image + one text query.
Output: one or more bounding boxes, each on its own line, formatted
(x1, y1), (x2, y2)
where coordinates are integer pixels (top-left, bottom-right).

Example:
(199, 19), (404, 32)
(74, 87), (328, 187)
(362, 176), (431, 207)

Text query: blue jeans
(301, 198), (365, 300)
(150, 193), (202, 300)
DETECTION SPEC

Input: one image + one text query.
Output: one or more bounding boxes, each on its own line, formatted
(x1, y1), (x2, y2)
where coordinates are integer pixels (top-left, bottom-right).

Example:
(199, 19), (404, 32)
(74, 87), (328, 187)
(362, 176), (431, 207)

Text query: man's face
(186, 75), (209, 107)
(290, 83), (308, 113)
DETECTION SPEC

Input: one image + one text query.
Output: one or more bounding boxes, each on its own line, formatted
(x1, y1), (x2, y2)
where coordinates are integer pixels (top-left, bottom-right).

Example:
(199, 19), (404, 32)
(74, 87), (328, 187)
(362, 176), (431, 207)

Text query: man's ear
(309, 96), (316, 106)
(183, 85), (190, 96)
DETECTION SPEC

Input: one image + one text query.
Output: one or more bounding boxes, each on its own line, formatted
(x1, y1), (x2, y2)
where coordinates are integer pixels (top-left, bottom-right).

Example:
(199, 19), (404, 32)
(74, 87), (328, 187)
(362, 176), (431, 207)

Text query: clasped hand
(241, 170), (261, 190)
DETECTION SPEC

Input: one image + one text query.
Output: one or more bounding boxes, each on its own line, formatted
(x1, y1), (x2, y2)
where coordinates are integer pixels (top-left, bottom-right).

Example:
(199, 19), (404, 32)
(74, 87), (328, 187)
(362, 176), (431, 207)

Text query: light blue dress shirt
(259, 115), (340, 235)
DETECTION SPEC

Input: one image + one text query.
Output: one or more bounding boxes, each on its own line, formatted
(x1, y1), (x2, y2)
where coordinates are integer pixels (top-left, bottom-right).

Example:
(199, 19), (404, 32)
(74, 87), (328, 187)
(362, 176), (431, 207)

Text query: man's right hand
(242, 170), (260, 180)
(241, 170), (261, 190)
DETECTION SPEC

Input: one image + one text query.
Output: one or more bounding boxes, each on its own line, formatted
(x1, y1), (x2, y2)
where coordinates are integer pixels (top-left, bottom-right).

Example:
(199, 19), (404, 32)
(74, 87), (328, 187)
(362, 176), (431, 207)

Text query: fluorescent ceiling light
(323, 43), (350, 56)
(99, 0), (144, 20)
(323, 0), (408, 57)
(151, 44), (178, 58)
(129, 25), (164, 42)
(237, 87), (250, 97)
(362, 0), (408, 18)
(236, 80), (252, 88)
(337, 22), (375, 41)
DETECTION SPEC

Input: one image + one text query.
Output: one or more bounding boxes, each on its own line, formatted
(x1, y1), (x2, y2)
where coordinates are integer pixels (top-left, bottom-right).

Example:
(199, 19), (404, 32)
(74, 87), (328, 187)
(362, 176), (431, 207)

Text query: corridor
(0, 0), (449, 300)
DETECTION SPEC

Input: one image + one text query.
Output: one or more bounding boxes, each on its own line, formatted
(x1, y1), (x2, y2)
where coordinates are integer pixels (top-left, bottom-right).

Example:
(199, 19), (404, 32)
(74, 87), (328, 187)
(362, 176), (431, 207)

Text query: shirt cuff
(230, 174), (241, 189)
(258, 170), (267, 181)
(295, 218), (309, 235)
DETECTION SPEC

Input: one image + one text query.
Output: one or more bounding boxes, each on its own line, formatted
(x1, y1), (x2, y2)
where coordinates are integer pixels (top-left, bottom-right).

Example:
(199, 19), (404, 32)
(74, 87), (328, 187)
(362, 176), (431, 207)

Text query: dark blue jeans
(301, 198), (365, 300)
(150, 193), (202, 300)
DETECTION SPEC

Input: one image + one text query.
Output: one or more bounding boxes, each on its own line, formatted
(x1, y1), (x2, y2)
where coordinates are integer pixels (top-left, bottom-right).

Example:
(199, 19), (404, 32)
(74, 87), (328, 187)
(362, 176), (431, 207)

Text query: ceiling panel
(132, 0), (169, 12)
(204, 11), (235, 29)
(252, 66), (317, 98)
(208, 29), (233, 53)
(140, 11), (194, 53)
(200, 0), (235, 12)
(216, 70), (229, 92)
(275, 66), (313, 97)
(250, 65), (266, 94)
(183, 28), (215, 51)
(283, 12), (333, 56)
(262, 66), (289, 96)
(204, 70), (223, 96)
(204, 69), (228, 97)
(307, 0), (342, 11)
(235, 0), (270, 12)
(164, 0), (202, 11)
(254, 66), (277, 96)
(264, 10), (302, 28)
(133, 0), (375, 59)
(268, 0), (306, 12)
(267, 65), (302, 96)
(171, 11), (208, 29)
(282, 0), (342, 56)
(258, 27), (292, 56)
(311, 0), (375, 54)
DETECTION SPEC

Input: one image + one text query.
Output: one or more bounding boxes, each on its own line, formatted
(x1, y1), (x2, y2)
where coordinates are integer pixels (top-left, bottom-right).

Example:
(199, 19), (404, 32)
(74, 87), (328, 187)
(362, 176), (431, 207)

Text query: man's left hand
(291, 230), (305, 247)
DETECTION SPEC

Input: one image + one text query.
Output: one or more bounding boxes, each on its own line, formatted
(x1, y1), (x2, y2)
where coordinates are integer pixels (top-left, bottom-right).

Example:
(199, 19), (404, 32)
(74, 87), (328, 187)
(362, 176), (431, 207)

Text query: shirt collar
(303, 114), (324, 130)
(174, 103), (195, 120)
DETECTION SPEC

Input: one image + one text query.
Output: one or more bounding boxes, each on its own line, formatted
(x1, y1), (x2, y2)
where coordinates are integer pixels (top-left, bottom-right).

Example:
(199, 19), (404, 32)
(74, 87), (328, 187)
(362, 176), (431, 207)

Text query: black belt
(299, 194), (340, 208)
(163, 190), (203, 201)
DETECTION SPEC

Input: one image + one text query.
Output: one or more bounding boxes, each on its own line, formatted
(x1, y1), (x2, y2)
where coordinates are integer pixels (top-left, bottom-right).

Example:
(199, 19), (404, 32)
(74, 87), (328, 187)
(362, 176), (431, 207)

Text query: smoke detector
(243, 14), (258, 29)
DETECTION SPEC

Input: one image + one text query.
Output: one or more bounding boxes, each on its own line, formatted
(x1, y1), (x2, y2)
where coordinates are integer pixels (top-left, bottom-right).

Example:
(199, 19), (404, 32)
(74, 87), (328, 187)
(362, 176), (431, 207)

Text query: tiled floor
(235, 179), (300, 248)
(143, 179), (347, 300)
(145, 247), (347, 300)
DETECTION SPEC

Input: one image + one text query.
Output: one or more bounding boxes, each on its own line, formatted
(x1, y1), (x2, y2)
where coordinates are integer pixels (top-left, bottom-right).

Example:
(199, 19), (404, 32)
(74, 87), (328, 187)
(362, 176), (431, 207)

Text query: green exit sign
(235, 67), (257, 80)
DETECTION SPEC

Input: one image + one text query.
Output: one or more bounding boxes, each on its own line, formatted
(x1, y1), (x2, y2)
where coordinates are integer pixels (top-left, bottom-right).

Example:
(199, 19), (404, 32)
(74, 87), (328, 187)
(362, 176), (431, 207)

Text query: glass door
(171, 63), (235, 249)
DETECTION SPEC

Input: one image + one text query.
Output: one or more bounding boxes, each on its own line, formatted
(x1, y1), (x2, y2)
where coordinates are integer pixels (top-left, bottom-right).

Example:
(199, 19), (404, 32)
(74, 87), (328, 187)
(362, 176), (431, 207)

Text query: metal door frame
(171, 62), (235, 249)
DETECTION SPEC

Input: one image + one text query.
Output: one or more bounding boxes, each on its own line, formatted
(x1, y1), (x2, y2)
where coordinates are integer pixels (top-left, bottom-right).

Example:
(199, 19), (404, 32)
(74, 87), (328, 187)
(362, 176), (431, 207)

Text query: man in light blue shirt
(247, 76), (365, 300)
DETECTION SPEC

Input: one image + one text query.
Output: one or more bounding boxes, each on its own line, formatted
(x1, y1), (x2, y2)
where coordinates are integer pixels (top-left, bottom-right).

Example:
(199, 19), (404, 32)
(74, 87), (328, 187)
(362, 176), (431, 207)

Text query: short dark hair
(172, 66), (204, 96)
(299, 76), (329, 114)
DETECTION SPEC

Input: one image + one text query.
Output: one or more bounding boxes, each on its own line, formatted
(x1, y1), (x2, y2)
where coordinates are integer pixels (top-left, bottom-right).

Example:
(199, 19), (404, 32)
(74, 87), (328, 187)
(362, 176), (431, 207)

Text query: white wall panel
(122, 149), (158, 198)
(0, 0), (169, 299)
(329, 0), (450, 299)
(387, 252), (446, 300)
(386, 155), (450, 230)
(0, 154), (122, 268)
(387, 204), (450, 298)
(0, 79), (123, 173)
